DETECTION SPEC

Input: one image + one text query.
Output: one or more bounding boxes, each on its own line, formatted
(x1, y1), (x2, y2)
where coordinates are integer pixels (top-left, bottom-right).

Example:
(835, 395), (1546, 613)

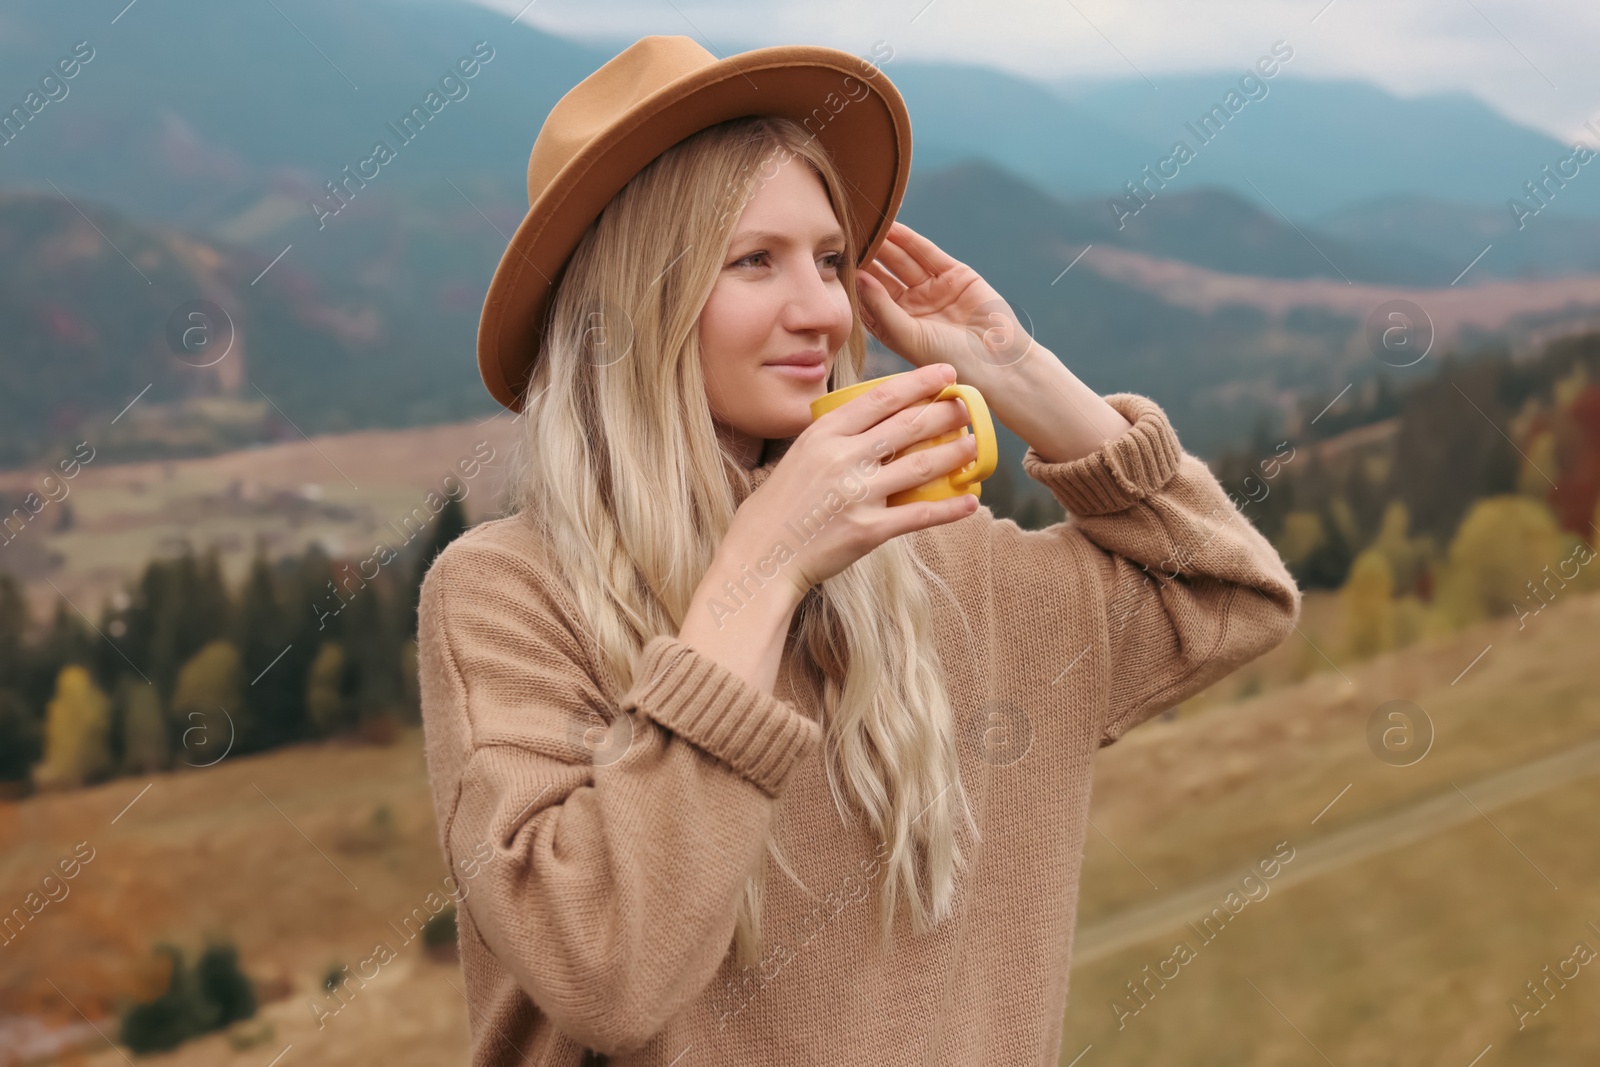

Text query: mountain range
(5, 0), (1600, 466)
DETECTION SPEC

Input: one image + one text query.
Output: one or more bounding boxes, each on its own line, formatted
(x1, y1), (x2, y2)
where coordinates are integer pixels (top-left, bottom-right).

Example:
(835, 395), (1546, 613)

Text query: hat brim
(477, 44), (913, 413)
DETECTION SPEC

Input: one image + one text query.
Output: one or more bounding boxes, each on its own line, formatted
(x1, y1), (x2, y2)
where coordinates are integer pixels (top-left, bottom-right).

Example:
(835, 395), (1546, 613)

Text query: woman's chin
(777, 418), (814, 440)
(754, 409), (814, 442)
(746, 392), (821, 432)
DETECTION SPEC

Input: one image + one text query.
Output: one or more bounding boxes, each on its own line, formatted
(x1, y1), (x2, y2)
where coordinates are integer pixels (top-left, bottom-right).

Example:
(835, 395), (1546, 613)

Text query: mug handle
(939, 384), (998, 488)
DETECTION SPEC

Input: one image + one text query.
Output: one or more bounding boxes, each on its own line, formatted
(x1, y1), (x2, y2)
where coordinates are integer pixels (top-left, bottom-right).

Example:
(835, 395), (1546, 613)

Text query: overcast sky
(464, 0), (1600, 144)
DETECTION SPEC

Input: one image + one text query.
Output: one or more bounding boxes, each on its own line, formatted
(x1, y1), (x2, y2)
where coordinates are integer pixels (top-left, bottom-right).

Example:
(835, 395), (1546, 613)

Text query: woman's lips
(765, 362), (828, 382)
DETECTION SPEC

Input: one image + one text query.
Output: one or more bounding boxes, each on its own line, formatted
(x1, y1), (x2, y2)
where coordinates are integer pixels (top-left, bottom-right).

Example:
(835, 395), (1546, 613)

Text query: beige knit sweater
(416, 392), (1303, 1066)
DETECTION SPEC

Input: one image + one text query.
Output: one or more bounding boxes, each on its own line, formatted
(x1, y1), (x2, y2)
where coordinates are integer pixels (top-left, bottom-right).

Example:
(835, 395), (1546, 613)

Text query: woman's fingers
(819, 363), (955, 438)
(866, 432), (980, 504)
(872, 486), (979, 542)
(884, 221), (961, 276)
(897, 392), (970, 443)
(857, 262), (908, 315)
(873, 237), (932, 288)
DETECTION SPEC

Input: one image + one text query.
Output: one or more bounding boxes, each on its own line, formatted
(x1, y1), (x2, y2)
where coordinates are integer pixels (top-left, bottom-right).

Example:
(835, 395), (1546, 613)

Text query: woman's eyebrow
(730, 228), (846, 246)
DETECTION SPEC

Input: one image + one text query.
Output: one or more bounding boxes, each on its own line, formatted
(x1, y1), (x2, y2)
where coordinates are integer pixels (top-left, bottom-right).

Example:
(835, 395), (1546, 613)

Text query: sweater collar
(730, 459), (777, 508)
(729, 438), (791, 507)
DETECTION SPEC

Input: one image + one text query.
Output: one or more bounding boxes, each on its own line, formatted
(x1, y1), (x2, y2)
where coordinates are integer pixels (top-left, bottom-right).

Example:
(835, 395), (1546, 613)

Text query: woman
(417, 35), (1302, 1067)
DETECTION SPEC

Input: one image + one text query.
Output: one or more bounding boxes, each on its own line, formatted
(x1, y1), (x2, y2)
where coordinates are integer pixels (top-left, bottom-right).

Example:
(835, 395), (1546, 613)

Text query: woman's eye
(729, 250), (846, 271)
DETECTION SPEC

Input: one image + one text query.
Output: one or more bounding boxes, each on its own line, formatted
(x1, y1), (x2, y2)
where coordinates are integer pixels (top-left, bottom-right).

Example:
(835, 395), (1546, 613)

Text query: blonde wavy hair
(502, 115), (980, 965)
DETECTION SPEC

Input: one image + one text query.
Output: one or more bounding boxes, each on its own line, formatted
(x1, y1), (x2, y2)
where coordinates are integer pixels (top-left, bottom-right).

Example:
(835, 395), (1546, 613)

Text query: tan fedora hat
(477, 34), (913, 413)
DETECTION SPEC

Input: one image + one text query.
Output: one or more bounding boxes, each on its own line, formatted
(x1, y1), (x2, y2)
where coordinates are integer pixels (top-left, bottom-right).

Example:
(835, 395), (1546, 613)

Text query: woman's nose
(781, 257), (849, 333)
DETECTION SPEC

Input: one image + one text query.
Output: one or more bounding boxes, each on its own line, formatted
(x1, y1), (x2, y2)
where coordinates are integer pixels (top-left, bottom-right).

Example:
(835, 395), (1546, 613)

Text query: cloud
(464, 0), (1600, 142)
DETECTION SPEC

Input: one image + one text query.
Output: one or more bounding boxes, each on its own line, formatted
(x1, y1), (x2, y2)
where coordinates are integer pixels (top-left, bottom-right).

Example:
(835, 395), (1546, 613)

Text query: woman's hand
(853, 221), (1035, 374)
(726, 363), (982, 603)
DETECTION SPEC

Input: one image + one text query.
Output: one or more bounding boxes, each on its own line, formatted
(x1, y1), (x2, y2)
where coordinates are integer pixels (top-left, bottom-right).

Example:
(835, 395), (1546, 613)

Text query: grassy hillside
(0, 413), (522, 627)
(0, 732), (471, 1065)
(2, 582), (1595, 1063)
(1063, 585), (1600, 1064)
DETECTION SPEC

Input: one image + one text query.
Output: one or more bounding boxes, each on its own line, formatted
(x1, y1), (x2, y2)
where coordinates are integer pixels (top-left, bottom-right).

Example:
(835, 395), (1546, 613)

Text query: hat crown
(480, 36), (911, 413)
(528, 35), (713, 204)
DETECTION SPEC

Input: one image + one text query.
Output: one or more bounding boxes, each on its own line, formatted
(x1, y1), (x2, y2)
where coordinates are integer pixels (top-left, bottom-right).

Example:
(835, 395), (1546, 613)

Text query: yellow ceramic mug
(809, 372), (998, 506)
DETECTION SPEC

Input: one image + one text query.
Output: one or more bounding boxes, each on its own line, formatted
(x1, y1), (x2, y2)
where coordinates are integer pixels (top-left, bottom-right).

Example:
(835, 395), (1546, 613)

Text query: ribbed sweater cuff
(1020, 392), (1185, 516)
(621, 635), (821, 798)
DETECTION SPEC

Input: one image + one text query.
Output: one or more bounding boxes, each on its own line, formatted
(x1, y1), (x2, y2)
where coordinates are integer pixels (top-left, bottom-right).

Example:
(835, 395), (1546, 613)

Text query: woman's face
(698, 152), (854, 467)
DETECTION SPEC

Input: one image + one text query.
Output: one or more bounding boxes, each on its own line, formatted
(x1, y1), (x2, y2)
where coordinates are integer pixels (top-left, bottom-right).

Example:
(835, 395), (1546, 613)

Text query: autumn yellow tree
(306, 641), (348, 736)
(170, 640), (244, 769)
(1515, 428), (1557, 499)
(1275, 512), (1324, 571)
(34, 665), (113, 789)
(1427, 495), (1583, 634)
(1369, 502), (1436, 593)
(1366, 501), (1435, 649)
(1341, 549), (1396, 661)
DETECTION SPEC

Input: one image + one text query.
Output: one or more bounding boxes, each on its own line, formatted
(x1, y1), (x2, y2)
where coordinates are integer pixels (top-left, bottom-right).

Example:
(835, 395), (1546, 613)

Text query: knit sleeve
(1016, 391), (1303, 744)
(416, 536), (821, 1056)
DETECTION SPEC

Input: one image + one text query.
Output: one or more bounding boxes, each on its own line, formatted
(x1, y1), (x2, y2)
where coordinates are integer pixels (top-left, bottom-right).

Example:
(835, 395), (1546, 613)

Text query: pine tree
(1300, 497), (1354, 589)
(120, 675), (169, 774)
(1392, 358), (1520, 544)
(117, 942), (249, 1054)
(404, 496), (469, 638)
(106, 576), (152, 701)
(120, 945), (208, 1054)
(189, 544), (234, 647)
(136, 544), (233, 682)
(233, 538), (317, 752)
(194, 940), (256, 1026)
(0, 571), (29, 693)
(147, 554), (193, 706)
(121, 552), (210, 708)
(31, 598), (96, 711)
(255, 540), (339, 746)
(0, 688), (41, 784)
(341, 572), (402, 729)
(93, 595), (130, 708)
(0, 575), (38, 785)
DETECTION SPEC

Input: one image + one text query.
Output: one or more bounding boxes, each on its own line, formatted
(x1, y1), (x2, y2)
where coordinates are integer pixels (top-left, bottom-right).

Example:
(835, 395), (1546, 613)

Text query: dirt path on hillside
(1073, 735), (1600, 964)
